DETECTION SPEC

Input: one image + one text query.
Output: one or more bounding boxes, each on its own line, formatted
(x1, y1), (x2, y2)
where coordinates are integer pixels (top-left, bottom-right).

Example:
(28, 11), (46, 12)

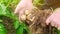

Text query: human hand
(14, 0), (34, 21)
(46, 8), (60, 30)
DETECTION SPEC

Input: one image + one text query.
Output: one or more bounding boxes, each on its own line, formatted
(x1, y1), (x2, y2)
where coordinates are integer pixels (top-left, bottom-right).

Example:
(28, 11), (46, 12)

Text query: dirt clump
(25, 8), (57, 34)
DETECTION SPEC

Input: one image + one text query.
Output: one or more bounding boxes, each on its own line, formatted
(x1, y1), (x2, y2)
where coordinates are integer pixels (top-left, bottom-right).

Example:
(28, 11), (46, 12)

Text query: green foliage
(14, 20), (20, 29)
(0, 0), (20, 30)
(0, 0), (20, 6)
(0, 0), (30, 34)
(33, 0), (44, 6)
(0, 20), (3, 22)
(0, 23), (7, 34)
(16, 22), (30, 34)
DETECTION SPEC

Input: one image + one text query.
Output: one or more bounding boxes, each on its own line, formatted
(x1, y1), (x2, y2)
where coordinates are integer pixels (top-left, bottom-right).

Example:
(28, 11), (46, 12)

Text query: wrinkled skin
(14, 0), (34, 21)
(46, 8), (60, 30)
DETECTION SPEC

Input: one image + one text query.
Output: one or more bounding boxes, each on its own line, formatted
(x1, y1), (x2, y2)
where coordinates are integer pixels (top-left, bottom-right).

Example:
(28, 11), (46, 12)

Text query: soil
(0, 16), (16, 34)
(0, 8), (58, 34)
(0, 0), (60, 34)
(0, 1), (59, 33)
(25, 8), (58, 34)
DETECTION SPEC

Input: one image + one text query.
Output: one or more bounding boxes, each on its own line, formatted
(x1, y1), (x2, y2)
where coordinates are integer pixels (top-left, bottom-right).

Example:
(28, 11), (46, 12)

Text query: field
(0, 0), (60, 34)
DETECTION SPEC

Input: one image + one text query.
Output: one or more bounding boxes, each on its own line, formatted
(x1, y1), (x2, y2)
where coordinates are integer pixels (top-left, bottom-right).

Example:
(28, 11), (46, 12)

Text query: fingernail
(46, 19), (50, 25)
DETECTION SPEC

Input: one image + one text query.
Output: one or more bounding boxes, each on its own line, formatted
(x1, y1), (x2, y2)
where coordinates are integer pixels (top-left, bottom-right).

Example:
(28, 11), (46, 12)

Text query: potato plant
(0, 0), (60, 34)
(0, 0), (30, 34)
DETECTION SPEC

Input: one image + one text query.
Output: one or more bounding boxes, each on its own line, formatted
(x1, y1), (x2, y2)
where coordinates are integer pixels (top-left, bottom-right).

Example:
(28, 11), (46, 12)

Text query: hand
(14, 0), (34, 21)
(46, 8), (60, 30)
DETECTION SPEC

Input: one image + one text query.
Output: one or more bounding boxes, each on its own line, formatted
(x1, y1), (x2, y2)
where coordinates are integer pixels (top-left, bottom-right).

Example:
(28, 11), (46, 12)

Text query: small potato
(21, 15), (26, 21)
(25, 10), (30, 15)
(26, 13), (35, 22)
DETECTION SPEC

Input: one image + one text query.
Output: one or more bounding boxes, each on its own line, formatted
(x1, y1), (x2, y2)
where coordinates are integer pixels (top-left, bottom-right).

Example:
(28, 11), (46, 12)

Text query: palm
(14, 0), (33, 21)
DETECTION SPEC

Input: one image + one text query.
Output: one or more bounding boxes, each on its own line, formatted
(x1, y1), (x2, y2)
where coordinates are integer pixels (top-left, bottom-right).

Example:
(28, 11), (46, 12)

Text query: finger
(51, 19), (58, 27)
(51, 22), (55, 27)
(19, 14), (26, 21)
(58, 26), (60, 30)
(54, 24), (58, 28)
(46, 12), (55, 25)
(14, 3), (22, 14)
(19, 9), (26, 21)
(57, 23), (60, 30)
(46, 16), (51, 25)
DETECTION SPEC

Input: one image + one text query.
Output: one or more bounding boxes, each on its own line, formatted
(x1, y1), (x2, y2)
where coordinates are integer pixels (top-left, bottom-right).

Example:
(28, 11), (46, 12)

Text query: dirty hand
(14, 0), (34, 21)
(46, 8), (60, 30)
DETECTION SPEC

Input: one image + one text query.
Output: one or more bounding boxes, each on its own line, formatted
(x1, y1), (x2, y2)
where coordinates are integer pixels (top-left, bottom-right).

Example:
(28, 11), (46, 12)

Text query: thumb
(14, 3), (22, 14)
(14, 7), (20, 14)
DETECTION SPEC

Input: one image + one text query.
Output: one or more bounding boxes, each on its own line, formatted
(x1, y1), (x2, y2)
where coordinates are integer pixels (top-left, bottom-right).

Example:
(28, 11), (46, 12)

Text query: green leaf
(16, 25), (23, 34)
(0, 20), (3, 23)
(20, 22), (30, 34)
(33, 0), (44, 6)
(13, 21), (20, 29)
(0, 0), (30, 34)
(0, 4), (6, 15)
(0, 24), (7, 34)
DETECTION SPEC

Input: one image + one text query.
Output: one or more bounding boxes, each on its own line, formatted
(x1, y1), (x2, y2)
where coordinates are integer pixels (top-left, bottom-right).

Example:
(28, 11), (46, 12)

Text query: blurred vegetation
(33, 0), (44, 6)
(33, 0), (45, 9)
(0, 0), (20, 7)
(0, 0), (44, 8)
(0, 0), (59, 34)
(0, 0), (45, 11)
(0, 0), (31, 34)
(0, 0), (20, 13)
